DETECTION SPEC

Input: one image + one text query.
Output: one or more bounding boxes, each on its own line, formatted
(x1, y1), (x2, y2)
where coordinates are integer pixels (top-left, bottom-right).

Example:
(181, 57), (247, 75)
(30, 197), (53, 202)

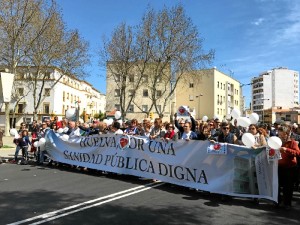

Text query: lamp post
(261, 98), (270, 124)
(196, 94), (203, 119)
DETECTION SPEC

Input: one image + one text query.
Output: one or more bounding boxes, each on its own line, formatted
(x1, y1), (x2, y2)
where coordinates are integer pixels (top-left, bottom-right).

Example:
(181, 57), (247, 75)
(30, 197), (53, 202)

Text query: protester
(277, 124), (300, 209)
(12, 122), (28, 163)
(248, 124), (267, 148)
(18, 130), (31, 162)
(149, 118), (166, 140)
(180, 121), (198, 141)
(111, 121), (123, 134)
(37, 121), (50, 164)
(124, 119), (140, 135)
(197, 123), (212, 140)
(162, 123), (178, 141)
(211, 121), (238, 144)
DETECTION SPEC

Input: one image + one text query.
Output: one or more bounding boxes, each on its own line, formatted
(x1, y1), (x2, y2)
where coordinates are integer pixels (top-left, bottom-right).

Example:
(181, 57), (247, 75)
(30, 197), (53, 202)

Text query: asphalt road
(1, 162), (300, 225)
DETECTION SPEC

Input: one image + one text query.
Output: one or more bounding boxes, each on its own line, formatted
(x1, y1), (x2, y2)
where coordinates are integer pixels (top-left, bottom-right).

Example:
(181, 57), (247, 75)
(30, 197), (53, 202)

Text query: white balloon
(226, 114), (232, 120)
(249, 113), (259, 124)
(33, 141), (39, 147)
(202, 116), (208, 122)
(61, 134), (69, 141)
(237, 117), (251, 128)
(213, 115), (219, 120)
(10, 128), (17, 136)
(66, 108), (76, 119)
(242, 133), (256, 148)
(103, 119), (108, 124)
(115, 111), (121, 119)
(107, 118), (114, 125)
(231, 108), (241, 119)
(57, 128), (64, 133)
(38, 138), (46, 146)
(267, 136), (282, 150)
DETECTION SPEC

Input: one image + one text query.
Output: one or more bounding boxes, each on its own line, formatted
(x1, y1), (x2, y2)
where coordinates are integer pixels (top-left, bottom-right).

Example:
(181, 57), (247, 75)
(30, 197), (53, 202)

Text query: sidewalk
(0, 135), (19, 161)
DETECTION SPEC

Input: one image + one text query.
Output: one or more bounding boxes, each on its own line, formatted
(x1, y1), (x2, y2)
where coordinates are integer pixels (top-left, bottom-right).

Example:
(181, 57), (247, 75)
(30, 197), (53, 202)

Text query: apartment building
(106, 62), (172, 122)
(251, 67), (299, 122)
(176, 68), (242, 120)
(0, 67), (105, 127)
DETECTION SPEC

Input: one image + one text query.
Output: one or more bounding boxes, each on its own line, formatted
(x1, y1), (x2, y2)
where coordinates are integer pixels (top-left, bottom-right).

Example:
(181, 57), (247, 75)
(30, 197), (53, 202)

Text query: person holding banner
(211, 122), (238, 144)
(162, 123), (178, 142)
(277, 124), (300, 209)
(248, 124), (267, 148)
(149, 118), (166, 140)
(180, 122), (198, 141)
(174, 112), (197, 139)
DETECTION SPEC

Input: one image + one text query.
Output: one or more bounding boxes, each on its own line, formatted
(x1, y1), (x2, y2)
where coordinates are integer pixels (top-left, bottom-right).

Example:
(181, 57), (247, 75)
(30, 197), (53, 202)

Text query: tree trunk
(4, 102), (10, 136)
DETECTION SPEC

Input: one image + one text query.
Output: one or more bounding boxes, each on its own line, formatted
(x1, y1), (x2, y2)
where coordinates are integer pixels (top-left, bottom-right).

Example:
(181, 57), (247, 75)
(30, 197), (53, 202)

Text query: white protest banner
(45, 131), (278, 202)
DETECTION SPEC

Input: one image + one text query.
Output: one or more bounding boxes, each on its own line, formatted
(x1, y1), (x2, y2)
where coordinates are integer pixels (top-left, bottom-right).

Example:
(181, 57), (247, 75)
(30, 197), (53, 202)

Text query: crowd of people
(10, 113), (300, 209)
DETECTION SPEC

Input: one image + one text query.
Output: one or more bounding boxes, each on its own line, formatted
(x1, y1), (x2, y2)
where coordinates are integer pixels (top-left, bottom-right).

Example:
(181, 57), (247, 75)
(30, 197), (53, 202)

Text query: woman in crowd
(197, 123), (212, 140)
(124, 119), (140, 135)
(277, 124), (300, 209)
(248, 124), (267, 148)
(149, 118), (166, 140)
(162, 123), (178, 142)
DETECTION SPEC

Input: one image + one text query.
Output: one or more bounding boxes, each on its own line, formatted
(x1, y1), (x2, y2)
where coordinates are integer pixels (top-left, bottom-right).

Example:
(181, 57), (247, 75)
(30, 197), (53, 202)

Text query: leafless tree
(101, 5), (214, 119)
(0, 0), (90, 133)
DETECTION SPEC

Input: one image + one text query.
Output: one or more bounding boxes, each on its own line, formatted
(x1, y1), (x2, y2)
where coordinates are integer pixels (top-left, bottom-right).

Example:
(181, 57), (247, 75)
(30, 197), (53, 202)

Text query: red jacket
(278, 139), (300, 168)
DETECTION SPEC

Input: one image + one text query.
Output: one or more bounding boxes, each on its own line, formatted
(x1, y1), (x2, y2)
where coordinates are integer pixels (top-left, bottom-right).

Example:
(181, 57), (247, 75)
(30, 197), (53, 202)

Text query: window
(67, 93), (69, 99)
(43, 103), (50, 114)
(17, 103), (24, 113)
(217, 81), (219, 88)
(129, 75), (134, 82)
(114, 89), (121, 97)
(142, 75), (148, 82)
(115, 104), (121, 111)
(115, 74), (121, 82)
(63, 92), (65, 102)
(129, 89), (135, 97)
(128, 105), (134, 112)
(142, 105), (148, 112)
(189, 83), (194, 88)
(143, 89), (149, 97)
(189, 95), (194, 101)
(44, 72), (51, 79)
(18, 88), (24, 96)
(156, 90), (162, 97)
(43, 88), (50, 97)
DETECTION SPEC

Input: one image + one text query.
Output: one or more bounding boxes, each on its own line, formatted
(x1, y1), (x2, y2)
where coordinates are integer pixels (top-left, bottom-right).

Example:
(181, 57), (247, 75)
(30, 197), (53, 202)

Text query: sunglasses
(222, 127), (230, 130)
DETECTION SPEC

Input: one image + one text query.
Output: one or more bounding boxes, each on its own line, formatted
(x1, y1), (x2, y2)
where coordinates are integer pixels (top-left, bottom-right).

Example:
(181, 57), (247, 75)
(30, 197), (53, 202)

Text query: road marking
(8, 182), (164, 225)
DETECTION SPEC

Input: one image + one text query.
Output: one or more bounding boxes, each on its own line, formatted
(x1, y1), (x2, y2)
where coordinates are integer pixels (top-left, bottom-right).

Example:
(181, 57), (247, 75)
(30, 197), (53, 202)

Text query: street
(1, 162), (300, 225)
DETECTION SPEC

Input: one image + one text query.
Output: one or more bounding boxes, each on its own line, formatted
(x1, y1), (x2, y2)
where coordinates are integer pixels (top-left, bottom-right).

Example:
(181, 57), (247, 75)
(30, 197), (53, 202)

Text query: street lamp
(196, 94), (203, 119)
(261, 98), (270, 124)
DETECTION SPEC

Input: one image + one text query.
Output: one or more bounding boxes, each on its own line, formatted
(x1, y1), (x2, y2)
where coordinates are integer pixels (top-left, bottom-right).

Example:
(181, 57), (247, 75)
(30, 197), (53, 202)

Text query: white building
(251, 67), (299, 119)
(0, 67), (106, 128)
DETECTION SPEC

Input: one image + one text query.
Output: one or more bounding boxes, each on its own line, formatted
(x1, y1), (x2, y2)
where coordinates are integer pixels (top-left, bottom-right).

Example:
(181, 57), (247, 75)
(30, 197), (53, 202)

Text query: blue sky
(56, 0), (300, 107)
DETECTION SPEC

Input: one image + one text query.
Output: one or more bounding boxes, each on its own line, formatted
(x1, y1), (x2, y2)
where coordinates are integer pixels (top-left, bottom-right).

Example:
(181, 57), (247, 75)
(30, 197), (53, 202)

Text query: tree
(101, 5), (214, 119)
(0, 0), (90, 133)
(0, 0), (55, 135)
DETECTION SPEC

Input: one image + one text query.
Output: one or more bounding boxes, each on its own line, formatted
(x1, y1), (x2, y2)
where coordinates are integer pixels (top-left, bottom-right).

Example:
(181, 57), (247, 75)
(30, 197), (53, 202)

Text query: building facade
(251, 67), (299, 123)
(176, 68), (242, 120)
(106, 62), (172, 122)
(0, 67), (106, 128)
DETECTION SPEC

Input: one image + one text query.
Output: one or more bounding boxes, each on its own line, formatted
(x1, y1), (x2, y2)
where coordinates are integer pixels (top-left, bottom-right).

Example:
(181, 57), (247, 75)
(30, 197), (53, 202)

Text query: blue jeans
(14, 145), (21, 161)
